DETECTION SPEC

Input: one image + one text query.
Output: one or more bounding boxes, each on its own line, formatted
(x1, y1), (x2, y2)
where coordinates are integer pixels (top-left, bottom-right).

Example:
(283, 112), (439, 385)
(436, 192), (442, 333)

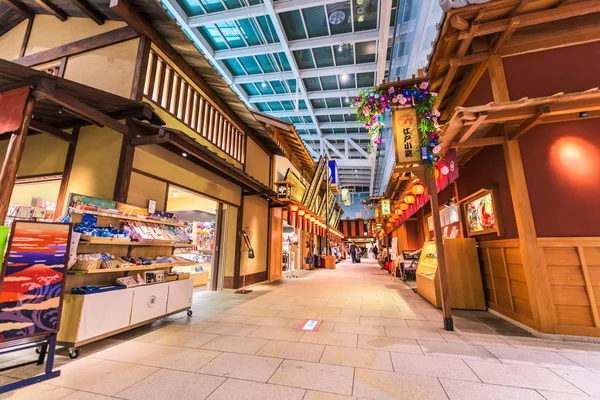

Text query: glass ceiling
(162, 0), (442, 188)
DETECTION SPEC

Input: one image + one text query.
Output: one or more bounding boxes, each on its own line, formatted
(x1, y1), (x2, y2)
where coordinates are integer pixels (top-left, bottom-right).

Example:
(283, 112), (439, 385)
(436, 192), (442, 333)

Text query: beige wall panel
(67, 126), (122, 201)
(133, 146), (241, 206)
(127, 172), (167, 211)
(63, 39), (138, 98)
(0, 20), (27, 60)
(224, 204), (239, 277)
(25, 15), (126, 56)
(0, 134), (68, 177)
(245, 137), (270, 186)
(242, 195), (269, 275)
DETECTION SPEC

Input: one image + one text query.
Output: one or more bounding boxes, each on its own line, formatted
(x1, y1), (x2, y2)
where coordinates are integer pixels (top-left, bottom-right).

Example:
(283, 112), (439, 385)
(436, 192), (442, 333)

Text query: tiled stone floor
(3, 260), (600, 399)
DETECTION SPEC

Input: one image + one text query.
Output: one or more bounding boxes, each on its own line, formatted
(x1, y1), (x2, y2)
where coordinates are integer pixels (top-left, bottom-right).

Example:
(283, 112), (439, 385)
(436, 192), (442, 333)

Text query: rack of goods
(416, 238), (486, 310)
(57, 194), (196, 358)
(172, 221), (214, 287)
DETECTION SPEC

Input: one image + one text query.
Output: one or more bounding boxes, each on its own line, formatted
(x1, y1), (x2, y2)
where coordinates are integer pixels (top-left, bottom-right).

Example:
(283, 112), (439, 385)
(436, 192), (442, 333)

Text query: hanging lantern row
(288, 204), (340, 237)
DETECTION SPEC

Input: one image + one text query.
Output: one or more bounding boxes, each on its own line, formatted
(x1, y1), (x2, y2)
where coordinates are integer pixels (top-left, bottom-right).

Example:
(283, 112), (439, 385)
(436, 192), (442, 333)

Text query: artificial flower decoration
(351, 79), (443, 170)
(440, 165), (450, 176)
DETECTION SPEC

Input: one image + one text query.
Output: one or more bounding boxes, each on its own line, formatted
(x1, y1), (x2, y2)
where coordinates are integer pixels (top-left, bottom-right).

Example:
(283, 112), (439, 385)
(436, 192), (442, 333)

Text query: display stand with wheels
(0, 221), (72, 394)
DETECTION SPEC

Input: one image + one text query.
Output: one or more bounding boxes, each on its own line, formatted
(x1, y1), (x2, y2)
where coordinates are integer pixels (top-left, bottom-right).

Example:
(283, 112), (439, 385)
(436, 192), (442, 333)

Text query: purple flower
(424, 112), (432, 119)
(380, 95), (388, 104)
(429, 133), (437, 141)
(355, 97), (362, 102)
(375, 139), (383, 145)
(368, 97), (375, 105)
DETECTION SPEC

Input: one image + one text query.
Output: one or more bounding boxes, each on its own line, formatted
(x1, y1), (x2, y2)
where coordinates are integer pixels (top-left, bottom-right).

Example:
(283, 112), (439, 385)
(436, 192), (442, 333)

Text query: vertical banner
(0, 222), (72, 342)
(0, 87), (30, 134)
(328, 160), (338, 185)
(381, 199), (391, 215)
(392, 107), (420, 165)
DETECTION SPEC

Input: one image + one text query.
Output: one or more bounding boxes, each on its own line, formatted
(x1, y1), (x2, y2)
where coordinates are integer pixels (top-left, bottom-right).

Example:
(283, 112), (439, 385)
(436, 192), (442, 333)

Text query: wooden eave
(441, 88), (600, 163)
(0, 59), (158, 136)
(131, 121), (276, 196)
(426, 0), (600, 121)
(251, 111), (316, 181)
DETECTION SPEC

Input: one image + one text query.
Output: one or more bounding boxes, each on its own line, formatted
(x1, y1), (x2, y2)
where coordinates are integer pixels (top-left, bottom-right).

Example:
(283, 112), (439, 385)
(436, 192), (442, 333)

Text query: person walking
(349, 242), (356, 264)
(379, 245), (388, 270)
(372, 245), (378, 260)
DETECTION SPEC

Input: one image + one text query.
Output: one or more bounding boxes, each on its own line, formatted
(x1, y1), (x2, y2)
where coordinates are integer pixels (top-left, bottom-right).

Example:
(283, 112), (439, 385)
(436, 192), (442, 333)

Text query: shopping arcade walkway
(2, 260), (600, 399)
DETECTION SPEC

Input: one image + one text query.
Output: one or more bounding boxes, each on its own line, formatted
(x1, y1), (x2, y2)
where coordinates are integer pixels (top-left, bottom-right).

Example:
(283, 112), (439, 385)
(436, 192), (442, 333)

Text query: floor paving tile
(284, 319), (335, 332)
(537, 391), (600, 400)
(200, 335), (268, 355)
(300, 331), (358, 348)
(89, 341), (167, 364)
(60, 392), (115, 400)
(357, 335), (423, 354)
(206, 378), (305, 400)
(484, 345), (584, 370)
(353, 368), (448, 400)
(384, 326), (446, 341)
(320, 346), (393, 371)
(269, 359), (354, 395)
(153, 331), (218, 348)
(466, 360), (585, 394)
(561, 352), (600, 372)
(390, 352), (480, 381)
(550, 368), (600, 396)
(138, 346), (221, 371)
(247, 326), (306, 342)
(333, 322), (386, 336)
(439, 378), (545, 399)
(0, 383), (74, 400)
(207, 314), (252, 324)
(303, 390), (357, 400)
(199, 352), (282, 382)
(316, 314), (361, 324)
(51, 358), (158, 396)
(256, 340), (325, 362)
(117, 369), (225, 400)
(419, 340), (498, 361)
(202, 322), (260, 337)
(181, 321), (217, 332)
(242, 316), (292, 327)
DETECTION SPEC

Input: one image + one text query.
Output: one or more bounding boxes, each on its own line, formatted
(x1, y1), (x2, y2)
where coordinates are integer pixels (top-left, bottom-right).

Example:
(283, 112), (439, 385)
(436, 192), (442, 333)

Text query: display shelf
(68, 261), (196, 275)
(79, 237), (193, 247)
(69, 208), (187, 227)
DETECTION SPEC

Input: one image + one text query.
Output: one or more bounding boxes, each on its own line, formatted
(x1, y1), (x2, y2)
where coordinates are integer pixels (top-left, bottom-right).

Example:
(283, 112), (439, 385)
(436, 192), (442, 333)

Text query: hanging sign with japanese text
(392, 107), (420, 165)
(381, 199), (391, 215)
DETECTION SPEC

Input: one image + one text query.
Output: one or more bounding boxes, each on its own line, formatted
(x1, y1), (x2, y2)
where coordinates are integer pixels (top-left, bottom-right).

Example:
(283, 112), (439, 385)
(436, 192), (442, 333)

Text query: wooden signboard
(284, 169), (306, 203)
(0, 221), (72, 342)
(303, 157), (326, 211)
(392, 107), (421, 165)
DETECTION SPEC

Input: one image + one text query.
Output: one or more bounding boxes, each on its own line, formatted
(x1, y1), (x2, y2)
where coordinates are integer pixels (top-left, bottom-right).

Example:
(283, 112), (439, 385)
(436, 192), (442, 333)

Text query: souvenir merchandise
(143, 270), (165, 284)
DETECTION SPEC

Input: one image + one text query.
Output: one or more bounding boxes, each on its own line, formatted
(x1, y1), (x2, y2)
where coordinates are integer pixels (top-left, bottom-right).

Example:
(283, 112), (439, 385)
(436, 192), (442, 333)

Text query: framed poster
(0, 221), (72, 343)
(461, 189), (503, 236)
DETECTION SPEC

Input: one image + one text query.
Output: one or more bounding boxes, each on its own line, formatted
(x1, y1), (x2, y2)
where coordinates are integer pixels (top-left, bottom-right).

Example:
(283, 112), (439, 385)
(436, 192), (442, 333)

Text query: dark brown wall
(520, 119), (600, 237)
(405, 220), (420, 250)
(457, 145), (519, 241)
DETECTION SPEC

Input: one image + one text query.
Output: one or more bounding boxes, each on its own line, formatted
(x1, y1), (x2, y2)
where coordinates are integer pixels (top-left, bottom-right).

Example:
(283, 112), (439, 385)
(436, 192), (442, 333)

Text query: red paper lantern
(411, 184), (425, 196)
(405, 195), (416, 204)
(400, 203), (409, 211)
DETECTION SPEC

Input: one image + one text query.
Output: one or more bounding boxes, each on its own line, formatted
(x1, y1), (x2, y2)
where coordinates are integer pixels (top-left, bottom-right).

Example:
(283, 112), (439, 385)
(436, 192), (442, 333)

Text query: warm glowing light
(400, 203), (409, 211)
(551, 136), (599, 186)
(304, 213), (311, 219)
(290, 205), (299, 212)
(298, 210), (305, 216)
(411, 184), (425, 195)
(405, 195), (416, 204)
(395, 209), (403, 215)
(310, 217), (316, 222)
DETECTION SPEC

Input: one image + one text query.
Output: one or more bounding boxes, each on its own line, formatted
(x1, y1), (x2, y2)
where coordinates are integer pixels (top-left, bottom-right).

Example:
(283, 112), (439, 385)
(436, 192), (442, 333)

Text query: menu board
(284, 169), (306, 203)
(464, 190), (501, 236)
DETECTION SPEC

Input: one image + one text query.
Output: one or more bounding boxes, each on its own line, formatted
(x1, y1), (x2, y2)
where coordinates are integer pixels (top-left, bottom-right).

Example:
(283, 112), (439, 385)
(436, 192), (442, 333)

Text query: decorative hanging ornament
(411, 184), (425, 196)
(395, 209), (403, 215)
(400, 203), (409, 211)
(441, 165), (450, 176)
(405, 195), (416, 204)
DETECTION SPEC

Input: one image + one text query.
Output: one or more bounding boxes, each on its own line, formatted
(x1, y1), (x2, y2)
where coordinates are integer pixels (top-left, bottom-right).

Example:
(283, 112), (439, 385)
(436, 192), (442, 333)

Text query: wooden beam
(41, 86), (129, 134)
(509, 106), (550, 140)
(70, 0), (106, 25)
(451, 52), (490, 67)
(457, 111), (488, 143)
(502, 137), (557, 332)
(19, 16), (34, 58)
(0, 78), (41, 94)
(2, 0), (34, 19)
(0, 95), (36, 225)
(13, 26), (137, 67)
(130, 130), (171, 146)
(491, 18), (520, 55)
(29, 119), (75, 143)
(54, 127), (79, 216)
(113, 119), (135, 202)
(130, 35), (151, 101)
(33, 0), (68, 21)
(452, 136), (505, 149)
(509, 0), (528, 17)
(441, 62), (488, 121)
(577, 246), (600, 327)
(450, 14), (470, 31)
(458, 0), (600, 40)
(488, 55), (510, 103)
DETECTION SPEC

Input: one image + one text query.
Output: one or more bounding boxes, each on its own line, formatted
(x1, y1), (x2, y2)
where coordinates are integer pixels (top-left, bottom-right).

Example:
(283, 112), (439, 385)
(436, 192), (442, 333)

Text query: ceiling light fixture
(341, 73), (348, 81)
(182, 152), (187, 157)
(261, 81), (267, 88)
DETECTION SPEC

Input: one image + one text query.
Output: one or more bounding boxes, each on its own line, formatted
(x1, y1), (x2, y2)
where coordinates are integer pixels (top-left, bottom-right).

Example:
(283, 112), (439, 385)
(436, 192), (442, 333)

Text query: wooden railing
(143, 50), (245, 164)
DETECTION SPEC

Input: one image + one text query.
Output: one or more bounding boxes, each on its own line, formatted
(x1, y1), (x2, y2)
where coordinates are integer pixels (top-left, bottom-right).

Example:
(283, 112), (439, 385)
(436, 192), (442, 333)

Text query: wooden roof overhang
(131, 121), (277, 197)
(442, 88), (600, 164)
(0, 59), (158, 141)
(427, 0), (600, 121)
(250, 111), (316, 181)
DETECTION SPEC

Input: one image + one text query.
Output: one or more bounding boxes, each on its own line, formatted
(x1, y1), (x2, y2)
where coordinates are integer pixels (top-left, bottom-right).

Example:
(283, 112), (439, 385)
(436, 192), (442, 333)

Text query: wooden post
(113, 119), (135, 203)
(502, 138), (556, 332)
(54, 127), (79, 217)
(426, 169), (454, 330)
(0, 95), (35, 225)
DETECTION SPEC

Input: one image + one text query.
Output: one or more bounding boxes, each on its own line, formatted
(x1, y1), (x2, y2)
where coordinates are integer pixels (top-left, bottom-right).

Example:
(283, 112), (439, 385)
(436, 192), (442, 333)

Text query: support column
(0, 95), (36, 225)
(426, 169), (453, 331)
(113, 119), (135, 203)
(54, 127), (80, 217)
(502, 138), (556, 332)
